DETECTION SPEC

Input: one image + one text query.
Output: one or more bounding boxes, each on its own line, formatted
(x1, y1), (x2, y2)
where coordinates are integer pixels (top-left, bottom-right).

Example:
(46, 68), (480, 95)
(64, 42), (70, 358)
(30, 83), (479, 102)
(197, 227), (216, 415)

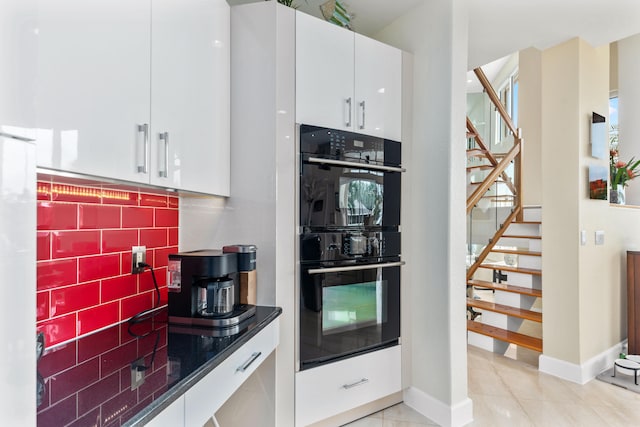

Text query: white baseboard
(539, 340), (626, 384)
(403, 387), (473, 427)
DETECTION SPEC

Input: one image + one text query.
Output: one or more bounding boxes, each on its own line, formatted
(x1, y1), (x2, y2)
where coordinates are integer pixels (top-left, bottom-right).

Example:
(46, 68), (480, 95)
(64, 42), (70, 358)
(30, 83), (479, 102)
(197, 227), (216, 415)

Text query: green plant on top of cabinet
(295, 11), (401, 141)
(35, 0), (230, 196)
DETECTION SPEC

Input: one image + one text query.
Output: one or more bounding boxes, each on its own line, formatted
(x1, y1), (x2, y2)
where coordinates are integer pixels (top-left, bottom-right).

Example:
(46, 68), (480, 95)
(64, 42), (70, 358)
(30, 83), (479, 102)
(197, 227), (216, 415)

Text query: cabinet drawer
(184, 319), (279, 427)
(295, 345), (401, 426)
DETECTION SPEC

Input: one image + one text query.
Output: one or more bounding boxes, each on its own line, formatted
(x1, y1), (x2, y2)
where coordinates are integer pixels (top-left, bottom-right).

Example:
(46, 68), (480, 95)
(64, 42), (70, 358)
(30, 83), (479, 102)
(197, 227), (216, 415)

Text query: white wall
(617, 33), (640, 206)
(376, 1), (472, 425)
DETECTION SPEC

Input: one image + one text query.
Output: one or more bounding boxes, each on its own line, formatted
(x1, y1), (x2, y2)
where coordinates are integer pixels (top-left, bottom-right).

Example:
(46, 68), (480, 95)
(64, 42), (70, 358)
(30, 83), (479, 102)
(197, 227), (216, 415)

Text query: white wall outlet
(131, 246), (147, 274)
(580, 230), (587, 246)
(595, 230), (605, 246)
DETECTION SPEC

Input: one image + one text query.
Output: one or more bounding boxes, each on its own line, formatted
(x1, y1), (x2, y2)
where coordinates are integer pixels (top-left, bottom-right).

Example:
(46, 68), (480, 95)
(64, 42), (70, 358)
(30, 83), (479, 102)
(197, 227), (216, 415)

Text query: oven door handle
(307, 156), (406, 173)
(307, 261), (405, 275)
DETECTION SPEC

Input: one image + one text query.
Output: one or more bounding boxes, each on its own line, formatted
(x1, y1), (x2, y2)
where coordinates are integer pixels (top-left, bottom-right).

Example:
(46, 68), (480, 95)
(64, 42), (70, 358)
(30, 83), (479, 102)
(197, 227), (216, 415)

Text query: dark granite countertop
(37, 305), (282, 426)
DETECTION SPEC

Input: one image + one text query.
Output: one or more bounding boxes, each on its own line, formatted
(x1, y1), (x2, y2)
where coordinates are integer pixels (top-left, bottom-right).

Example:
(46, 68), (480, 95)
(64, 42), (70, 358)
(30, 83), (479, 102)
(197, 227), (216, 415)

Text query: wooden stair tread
(513, 221), (541, 225)
(467, 298), (542, 322)
(491, 248), (541, 256)
(478, 263), (542, 276)
(467, 148), (487, 157)
(468, 279), (542, 298)
(502, 234), (541, 239)
(467, 320), (543, 352)
(467, 164), (494, 171)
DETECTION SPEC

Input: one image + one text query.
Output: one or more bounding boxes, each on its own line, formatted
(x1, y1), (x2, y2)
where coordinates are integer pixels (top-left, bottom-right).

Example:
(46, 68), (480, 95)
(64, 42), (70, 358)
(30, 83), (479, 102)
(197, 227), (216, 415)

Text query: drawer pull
(237, 351), (262, 373)
(342, 378), (369, 389)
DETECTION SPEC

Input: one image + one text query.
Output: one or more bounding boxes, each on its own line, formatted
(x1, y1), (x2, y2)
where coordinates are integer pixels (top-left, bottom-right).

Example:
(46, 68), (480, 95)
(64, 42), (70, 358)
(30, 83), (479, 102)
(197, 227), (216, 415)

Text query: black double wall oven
(298, 124), (403, 371)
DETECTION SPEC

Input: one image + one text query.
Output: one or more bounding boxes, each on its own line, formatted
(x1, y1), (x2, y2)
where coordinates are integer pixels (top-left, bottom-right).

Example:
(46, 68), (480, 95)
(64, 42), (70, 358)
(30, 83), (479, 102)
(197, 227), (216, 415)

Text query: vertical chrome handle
(342, 378), (369, 389)
(137, 124), (149, 174)
(345, 97), (352, 127)
(158, 132), (169, 178)
(359, 100), (366, 130)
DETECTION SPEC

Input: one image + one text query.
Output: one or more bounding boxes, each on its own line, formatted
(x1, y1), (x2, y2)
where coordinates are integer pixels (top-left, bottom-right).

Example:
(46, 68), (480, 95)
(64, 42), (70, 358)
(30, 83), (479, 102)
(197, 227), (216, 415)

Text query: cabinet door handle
(158, 132), (169, 178)
(236, 352), (262, 373)
(342, 378), (369, 389)
(137, 124), (149, 174)
(359, 100), (366, 130)
(345, 97), (352, 127)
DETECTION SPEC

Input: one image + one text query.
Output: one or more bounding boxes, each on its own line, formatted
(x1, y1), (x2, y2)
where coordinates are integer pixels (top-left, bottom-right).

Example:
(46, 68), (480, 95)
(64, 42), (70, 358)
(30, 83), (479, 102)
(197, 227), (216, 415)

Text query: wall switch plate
(595, 230), (605, 246)
(130, 358), (146, 390)
(131, 246), (146, 274)
(580, 230), (587, 246)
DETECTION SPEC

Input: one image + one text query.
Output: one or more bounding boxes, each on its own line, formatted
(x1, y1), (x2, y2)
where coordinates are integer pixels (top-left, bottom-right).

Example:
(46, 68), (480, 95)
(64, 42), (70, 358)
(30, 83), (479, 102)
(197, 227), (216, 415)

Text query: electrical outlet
(131, 246), (146, 274)
(130, 358), (146, 390)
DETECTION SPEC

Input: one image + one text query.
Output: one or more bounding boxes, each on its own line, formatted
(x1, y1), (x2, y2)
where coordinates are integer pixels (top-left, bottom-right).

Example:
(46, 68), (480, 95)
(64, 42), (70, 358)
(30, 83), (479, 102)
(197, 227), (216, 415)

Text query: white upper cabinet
(151, 0), (230, 195)
(354, 34), (402, 141)
(36, 0), (152, 184)
(295, 12), (402, 141)
(296, 11), (354, 133)
(35, 0), (230, 195)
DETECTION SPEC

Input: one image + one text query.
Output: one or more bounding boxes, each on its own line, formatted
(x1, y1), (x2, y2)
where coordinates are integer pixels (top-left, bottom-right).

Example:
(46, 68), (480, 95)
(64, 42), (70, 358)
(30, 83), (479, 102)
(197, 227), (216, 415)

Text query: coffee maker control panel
(168, 259), (181, 292)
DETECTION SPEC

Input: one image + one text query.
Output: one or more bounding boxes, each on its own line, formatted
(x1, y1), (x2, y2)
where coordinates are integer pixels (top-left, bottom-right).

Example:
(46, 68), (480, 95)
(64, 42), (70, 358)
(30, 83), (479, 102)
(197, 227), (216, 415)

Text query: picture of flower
(610, 149), (640, 189)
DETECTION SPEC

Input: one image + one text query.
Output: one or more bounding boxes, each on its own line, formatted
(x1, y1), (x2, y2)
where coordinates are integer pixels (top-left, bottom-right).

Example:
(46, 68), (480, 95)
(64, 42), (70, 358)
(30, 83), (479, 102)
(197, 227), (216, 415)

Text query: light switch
(580, 230), (587, 246)
(595, 230), (605, 245)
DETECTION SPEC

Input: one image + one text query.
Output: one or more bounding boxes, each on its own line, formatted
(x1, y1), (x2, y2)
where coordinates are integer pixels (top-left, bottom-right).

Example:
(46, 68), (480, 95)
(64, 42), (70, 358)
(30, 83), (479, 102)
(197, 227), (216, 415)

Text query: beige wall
(541, 38), (583, 364)
(519, 48), (543, 206)
(540, 38), (629, 366)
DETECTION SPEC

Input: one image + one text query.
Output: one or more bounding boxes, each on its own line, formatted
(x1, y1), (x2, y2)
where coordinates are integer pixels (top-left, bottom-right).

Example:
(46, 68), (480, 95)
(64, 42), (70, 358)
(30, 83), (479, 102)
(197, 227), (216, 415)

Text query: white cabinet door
(296, 345), (402, 426)
(354, 34), (402, 141)
(184, 319), (279, 427)
(35, 0), (151, 184)
(296, 11), (354, 131)
(151, 0), (230, 195)
(146, 395), (185, 427)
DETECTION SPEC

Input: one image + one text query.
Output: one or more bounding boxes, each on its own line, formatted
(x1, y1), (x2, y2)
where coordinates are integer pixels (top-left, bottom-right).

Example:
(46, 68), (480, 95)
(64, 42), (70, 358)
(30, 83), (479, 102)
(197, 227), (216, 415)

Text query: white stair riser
(522, 207), (542, 221)
(498, 237), (537, 248)
(477, 311), (508, 329)
(494, 291), (521, 307)
(500, 271), (535, 287)
(507, 316), (525, 332)
(518, 255), (541, 270)
(468, 331), (496, 353)
(507, 223), (541, 236)
(529, 239), (541, 252)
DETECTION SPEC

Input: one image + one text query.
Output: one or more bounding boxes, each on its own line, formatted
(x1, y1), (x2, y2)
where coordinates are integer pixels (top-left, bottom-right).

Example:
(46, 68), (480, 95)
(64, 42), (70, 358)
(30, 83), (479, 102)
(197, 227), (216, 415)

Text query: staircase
(466, 66), (543, 356)
(467, 207), (543, 353)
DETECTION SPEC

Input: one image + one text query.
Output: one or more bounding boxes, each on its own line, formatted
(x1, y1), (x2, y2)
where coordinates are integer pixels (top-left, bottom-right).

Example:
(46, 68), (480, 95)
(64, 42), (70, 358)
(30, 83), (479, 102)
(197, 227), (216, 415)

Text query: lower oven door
(299, 260), (401, 371)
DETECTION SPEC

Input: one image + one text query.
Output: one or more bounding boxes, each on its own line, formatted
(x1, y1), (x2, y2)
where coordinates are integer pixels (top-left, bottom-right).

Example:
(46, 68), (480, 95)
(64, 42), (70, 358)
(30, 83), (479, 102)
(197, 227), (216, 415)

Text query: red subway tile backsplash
(37, 178), (179, 344)
(79, 204), (121, 229)
(37, 258), (78, 290)
(102, 229), (138, 253)
(122, 206), (154, 228)
(78, 254), (120, 283)
(38, 202), (78, 230)
(52, 230), (101, 259)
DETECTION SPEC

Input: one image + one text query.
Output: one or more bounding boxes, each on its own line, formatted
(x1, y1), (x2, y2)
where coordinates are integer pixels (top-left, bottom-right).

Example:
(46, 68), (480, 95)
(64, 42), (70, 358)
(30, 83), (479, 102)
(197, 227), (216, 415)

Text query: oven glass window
(322, 280), (386, 334)
(339, 175), (383, 226)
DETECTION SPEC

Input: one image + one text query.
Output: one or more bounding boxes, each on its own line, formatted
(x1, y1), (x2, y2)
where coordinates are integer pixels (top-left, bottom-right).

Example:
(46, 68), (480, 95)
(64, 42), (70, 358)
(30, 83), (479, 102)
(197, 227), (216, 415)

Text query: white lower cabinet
(146, 395), (185, 427)
(184, 318), (280, 427)
(295, 345), (402, 427)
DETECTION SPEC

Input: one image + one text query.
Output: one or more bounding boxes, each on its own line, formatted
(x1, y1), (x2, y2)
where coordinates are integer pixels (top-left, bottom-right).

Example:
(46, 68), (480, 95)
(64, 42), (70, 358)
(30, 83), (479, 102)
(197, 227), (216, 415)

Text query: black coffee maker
(167, 249), (256, 328)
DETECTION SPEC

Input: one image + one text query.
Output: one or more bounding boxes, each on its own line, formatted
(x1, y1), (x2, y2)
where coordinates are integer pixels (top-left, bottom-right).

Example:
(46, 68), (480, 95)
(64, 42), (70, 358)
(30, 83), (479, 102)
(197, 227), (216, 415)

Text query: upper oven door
(300, 156), (401, 230)
(299, 124), (402, 231)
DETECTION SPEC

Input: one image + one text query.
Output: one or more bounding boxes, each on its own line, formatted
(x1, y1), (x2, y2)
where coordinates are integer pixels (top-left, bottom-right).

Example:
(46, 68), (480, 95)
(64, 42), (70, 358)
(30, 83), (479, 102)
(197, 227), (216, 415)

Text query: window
(494, 71), (519, 145)
(610, 95), (619, 149)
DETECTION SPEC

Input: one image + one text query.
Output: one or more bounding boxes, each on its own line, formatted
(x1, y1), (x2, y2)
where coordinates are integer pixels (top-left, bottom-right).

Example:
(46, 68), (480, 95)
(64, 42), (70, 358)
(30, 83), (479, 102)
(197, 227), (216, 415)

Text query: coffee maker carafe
(167, 249), (256, 328)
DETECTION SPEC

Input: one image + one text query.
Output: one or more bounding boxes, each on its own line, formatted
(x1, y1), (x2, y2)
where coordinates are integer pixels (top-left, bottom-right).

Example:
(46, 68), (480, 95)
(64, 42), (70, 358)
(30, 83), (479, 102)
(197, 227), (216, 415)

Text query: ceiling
(229, 0), (640, 69)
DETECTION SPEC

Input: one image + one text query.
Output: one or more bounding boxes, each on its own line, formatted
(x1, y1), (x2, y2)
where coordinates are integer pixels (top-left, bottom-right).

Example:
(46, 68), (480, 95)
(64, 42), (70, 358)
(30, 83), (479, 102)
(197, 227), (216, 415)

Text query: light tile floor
(344, 345), (640, 426)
